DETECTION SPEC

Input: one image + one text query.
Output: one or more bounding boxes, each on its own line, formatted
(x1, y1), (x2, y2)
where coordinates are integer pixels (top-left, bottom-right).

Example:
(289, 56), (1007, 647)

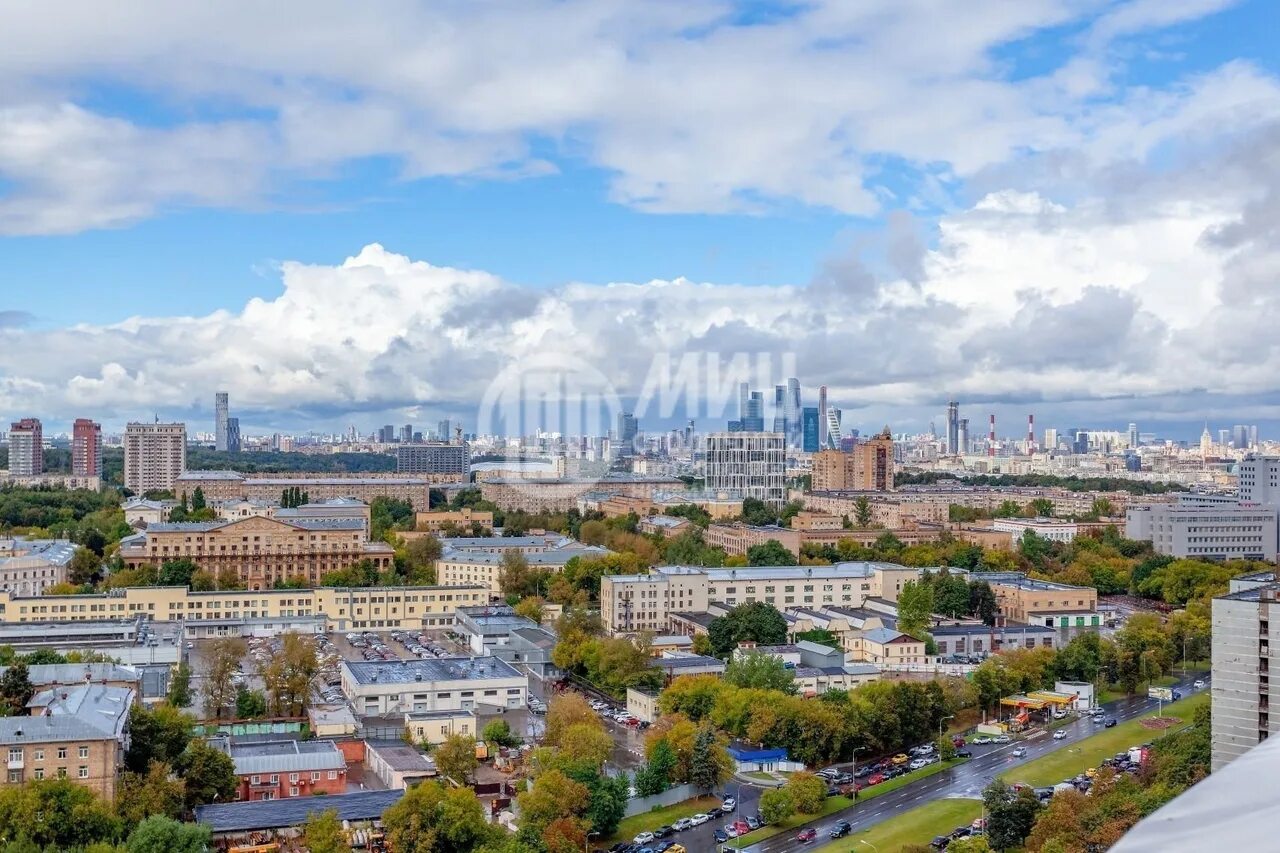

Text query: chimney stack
(988, 414), (996, 457)
(1027, 414), (1035, 452)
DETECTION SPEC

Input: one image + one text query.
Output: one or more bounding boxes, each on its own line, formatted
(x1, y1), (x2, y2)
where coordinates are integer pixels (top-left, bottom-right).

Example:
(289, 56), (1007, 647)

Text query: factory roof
(342, 656), (522, 685)
(196, 789), (404, 834)
(220, 738), (346, 775)
(442, 534), (570, 549)
(0, 538), (77, 567)
(861, 627), (916, 645)
(366, 740), (438, 772)
(509, 626), (558, 650)
(930, 622), (1056, 636)
(969, 572), (1093, 592)
(5, 663), (139, 685)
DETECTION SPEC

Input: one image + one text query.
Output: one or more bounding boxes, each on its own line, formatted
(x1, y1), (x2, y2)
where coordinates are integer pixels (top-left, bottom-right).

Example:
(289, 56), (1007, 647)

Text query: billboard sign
(1147, 686), (1173, 702)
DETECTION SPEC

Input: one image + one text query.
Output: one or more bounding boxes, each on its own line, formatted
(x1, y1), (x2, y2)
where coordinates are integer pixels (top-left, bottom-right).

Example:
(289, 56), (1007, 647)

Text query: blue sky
(0, 0), (1277, 438)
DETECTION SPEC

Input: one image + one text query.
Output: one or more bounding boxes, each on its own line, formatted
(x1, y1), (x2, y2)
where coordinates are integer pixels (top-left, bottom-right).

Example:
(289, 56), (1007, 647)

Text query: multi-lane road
(711, 674), (1209, 853)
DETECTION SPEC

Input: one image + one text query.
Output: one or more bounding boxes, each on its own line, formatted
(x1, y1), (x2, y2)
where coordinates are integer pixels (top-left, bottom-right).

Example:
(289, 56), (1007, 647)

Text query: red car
(952, 737), (966, 747)
(795, 829), (818, 843)
(867, 774), (885, 785)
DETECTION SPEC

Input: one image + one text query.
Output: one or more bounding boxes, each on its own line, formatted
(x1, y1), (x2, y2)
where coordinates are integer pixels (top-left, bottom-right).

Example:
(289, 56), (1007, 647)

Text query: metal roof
(343, 656), (522, 685)
(196, 789), (403, 833)
(222, 738), (347, 775)
(861, 627), (913, 645)
(0, 715), (119, 745)
(146, 517), (365, 533)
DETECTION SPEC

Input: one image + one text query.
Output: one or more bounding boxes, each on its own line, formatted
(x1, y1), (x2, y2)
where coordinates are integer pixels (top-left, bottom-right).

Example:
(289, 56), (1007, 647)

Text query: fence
(192, 720), (307, 738)
(622, 783), (702, 818)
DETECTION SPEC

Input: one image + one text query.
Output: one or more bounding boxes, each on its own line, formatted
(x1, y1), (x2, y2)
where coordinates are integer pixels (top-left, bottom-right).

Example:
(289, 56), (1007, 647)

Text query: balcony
(7, 757), (24, 769)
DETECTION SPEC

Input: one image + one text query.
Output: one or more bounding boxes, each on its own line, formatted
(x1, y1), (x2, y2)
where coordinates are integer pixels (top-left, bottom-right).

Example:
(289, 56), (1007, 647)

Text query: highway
(672, 675), (1210, 853)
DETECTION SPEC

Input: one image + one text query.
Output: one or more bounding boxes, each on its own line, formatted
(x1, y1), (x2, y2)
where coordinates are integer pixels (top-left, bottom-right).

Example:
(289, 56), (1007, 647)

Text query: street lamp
(939, 714), (955, 739)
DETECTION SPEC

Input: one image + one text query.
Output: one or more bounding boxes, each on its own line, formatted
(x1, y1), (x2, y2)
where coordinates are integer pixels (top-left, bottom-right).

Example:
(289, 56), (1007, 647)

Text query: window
(290, 786), (299, 797)
(7, 748), (19, 762)
(270, 774), (279, 783)
(290, 773), (299, 783)
(33, 750), (42, 761)
(33, 768), (43, 780)
(6, 771), (18, 783)
(312, 771), (320, 781)
(251, 775), (261, 785)
(78, 766), (88, 779)
(57, 767), (67, 778)
(79, 746), (89, 758)
(56, 747), (66, 759)
(328, 770), (338, 780)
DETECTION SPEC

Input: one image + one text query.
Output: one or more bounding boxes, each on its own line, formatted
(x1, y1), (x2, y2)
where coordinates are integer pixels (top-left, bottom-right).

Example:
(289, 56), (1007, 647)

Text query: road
(705, 675), (1210, 853)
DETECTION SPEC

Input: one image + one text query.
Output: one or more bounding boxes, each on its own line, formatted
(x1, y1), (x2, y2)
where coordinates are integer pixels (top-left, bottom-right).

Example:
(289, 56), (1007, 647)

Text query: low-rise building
(454, 605), (538, 654)
(339, 657), (527, 716)
(365, 740), (437, 789)
(638, 515), (692, 538)
(847, 628), (927, 665)
(216, 738), (348, 801)
(480, 475), (686, 513)
(970, 572), (1100, 630)
(404, 709), (477, 745)
(626, 687), (662, 723)
(175, 470), (438, 510)
(0, 537), (76, 596)
(308, 705), (358, 738)
(929, 623), (1058, 656)
(1126, 500), (1279, 561)
(991, 517), (1087, 544)
(436, 536), (609, 596)
(412, 507), (494, 536)
(652, 652), (726, 680)
(122, 498), (172, 528)
(498, 626), (563, 682)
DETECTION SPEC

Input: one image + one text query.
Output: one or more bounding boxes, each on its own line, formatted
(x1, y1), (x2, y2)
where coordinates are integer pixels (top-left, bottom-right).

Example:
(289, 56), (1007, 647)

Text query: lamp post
(851, 745), (868, 799)
(939, 714), (955, 740)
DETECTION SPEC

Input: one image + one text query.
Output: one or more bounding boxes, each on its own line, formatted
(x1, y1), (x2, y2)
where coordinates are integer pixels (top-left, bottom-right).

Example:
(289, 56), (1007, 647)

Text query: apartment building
(991, 517), (1087, 544)
(216, 738), (348, 801)
(395, 443), (470, 478)
(600, 562), (923, 635)
(705, 432), (786, 508)
(969, 572), (1100, 629)
(412, 507), (494, 535)
(124, 422), (187, 494)
(1126, 500), (1279, 561)
(478, 475), (686, 513)
(0, 684), (132, 801)
(118, 516), (393, 588)
(174, 470), (435, 510)
(584, 491), (744, 521)
(0, 583), (489, 633)
(339, 657), (526, 715)
(7, 418), (42, 477)
(1211, 580), (1280, 769)
(72, 418), (103, 478)
(811, 431), (895, 492)
(0, 538), (76, 596)
(436, 538), (609, 596)
(703, 517), (940, 557)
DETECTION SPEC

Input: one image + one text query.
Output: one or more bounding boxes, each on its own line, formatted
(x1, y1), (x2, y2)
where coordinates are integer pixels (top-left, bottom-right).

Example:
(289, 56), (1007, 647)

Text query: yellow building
(0, 583), (490, 633)
(811, 430), (895, 492)
(118, 516), (393, 590)
(412, 507), (494, 535)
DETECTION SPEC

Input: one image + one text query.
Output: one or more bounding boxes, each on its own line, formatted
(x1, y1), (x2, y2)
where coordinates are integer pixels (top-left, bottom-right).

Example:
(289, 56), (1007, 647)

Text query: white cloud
(0, 0), (1260, 230)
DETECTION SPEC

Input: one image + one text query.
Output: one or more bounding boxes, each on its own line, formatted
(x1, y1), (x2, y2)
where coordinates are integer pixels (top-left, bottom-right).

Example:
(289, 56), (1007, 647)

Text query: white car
(993, 735), (1012, 744)
(690, 813), (711, 826)
(1053, 730), (1068, 740)
(908, 758), (927, 770)
(1193, 679), (1206, 689)
(722, 797), (736, 811)
(1012, 747), (1028, 758)
(633, 832), (655, 845)
(672, 819), (693, 832)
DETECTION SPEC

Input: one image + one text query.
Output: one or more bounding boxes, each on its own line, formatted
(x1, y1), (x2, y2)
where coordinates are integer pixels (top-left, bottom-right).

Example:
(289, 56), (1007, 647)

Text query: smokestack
(1027, 414), (1035, 452)
(989, 414), (996, 457)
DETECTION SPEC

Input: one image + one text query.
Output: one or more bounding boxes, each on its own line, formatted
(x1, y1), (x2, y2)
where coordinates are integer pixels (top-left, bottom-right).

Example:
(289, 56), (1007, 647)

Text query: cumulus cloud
(0, 0), (1262, 232)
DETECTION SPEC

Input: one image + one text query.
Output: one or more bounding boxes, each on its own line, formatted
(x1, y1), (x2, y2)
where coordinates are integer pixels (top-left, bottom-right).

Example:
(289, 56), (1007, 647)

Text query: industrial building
(339, 656), (527, 716)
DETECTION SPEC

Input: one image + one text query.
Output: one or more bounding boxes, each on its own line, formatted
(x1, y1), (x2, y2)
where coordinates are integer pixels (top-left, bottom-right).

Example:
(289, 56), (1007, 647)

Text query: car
(972, 736), (992, 745)
(1194, 679), (1206, 688)
(951, 826), (973, 839)
(1173, 690), (1183, 700)
(1011, 747), (1027, 758)
(830, 821), (852, 838)
(689, 814), (710, 827)
(854, 765), (872, 777)
(925, 755), (940, 765)
(653, 826), (672, 839)
(867, 773), (885, 785)
(952, 736), (966, 747)
(908, 758), (927, 770)
(671, 819), (692, 832)
(993, 735), (1012, 744)
(731, 820), (750, 836)
(747, 817), (762, 830)
(956, 749), (972, 758)
(713, 830), (728, 844)
(1053, 730), (1068, 740)
(654, 844), (673, 853)
(795, 829), (817, 843)
(930, 835), (950, 850)
(816, 768), (839, 779)
(892, 753), (910, 764)
(633, 833), (655, 845)
(706, 806), (723, 819)
(1105, 718), (1118, 728)
(722, 797), (736, 811)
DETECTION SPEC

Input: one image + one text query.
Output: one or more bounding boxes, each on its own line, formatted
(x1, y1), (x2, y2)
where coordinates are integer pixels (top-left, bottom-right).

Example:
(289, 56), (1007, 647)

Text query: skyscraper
(739, 382), (750, 421)
(72, 418), (102, 477)
(1128, 423), (1139, 449)
(742, 392), (765, 432)
(226, 417), (241, 453)
(437, 419), (452, 442)
(772, 385), (787, 434)
(825, 407), (843, 449)
(785, 378), (801, 448)
(124, 422), (186, 493)
(616, 412), (638, 452)
(957, 418), (969, 455)
(400, 424), (413, 443)
(705, 431), (785, 507)
(946, 401), (959, 455)
(8, 418), (42, 476)
(818, 385), (829, 449)
(215, 392), (230, 451)
(801, 408), (820, 452)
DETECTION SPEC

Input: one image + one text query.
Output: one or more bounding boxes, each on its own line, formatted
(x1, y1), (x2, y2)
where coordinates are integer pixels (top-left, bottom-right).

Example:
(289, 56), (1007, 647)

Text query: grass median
(1006, 691), (1208, 788)
(605, 795), (722, 844)
(819, 798), (983, 852)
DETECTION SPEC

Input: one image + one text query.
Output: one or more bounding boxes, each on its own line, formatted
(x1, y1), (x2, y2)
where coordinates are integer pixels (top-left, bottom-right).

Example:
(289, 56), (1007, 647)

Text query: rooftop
(652, 653), (725, 671)
(440, 543), (608, 566)
(929, 622), (1056, 636)
(144, 517), (366, 533)
(861, 627), (913, 645)
(220, 738), (346, 775)
(441, 534), (569, 549)
(509, 626), (557, 650)
(0, 538), (76, 567)
(6, 663), (139, 685)
(366, 739), (438, 772)
(969, 572), (1092, 592)
(25, 684), (133, 739)
(0, 714), (121, 746)
(196, 789), (404, 834)
(342, 656), (522, 684)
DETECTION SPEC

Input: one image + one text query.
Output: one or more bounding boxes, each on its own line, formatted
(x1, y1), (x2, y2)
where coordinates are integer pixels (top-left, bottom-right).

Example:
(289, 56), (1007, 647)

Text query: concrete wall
(621, 784), (701, 818)
(1212, 595), (1270, 770)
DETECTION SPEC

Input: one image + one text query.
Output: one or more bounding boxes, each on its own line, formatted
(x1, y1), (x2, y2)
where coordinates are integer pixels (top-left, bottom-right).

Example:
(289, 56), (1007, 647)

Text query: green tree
(117, 760), (186, 827)
(302, 808), (348, 853)
(634, 738), (677, 796)
(125, 703), (193, 773)
(174, 738), (238, 811)
(190, 487), (207, 512)
(793, 628), (840, 647)
(1091, 497), (1116, 518)
(785, 771), (826, 814)
(969, 580), (999, 625)
(0, 778), (121, 849)
(582, 772), (628, 838)
(166, 663), (192, 708)
(758, 787), (795, 825)
(724, 651), (797, 693)
(1029, 498), (1055, 517)
(897, 580), (935, 637)
(0, 661), (34, 714)
(68, 546), (102, 585)
(983, 779), (1040, 851)
(740, 498), (778, 526)
(235, 686), (267, 719)
(689, 724), (730, 791)
(158, 558), (197, 587)
(995, 500), (1023, 518)
(436, 733), (479, 783)
(746, 539), (796, 566)
(258, 632), (318, 716)
(482, 719), (521, 748)
(853, 495), (874, 528)
(382, 781), (493, 853)
(707, 601), (788, 657)
(125, 815), (210, 853)
(936, 734), (957, 761)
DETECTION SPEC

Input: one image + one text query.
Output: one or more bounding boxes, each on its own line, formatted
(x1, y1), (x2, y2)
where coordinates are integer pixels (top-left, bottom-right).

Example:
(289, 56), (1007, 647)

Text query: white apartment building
(1238, 455), (1280, 506)
(124, 422), (187, 494)
(705, 432), (785, 508)
(1126, 499), (1279, 561)
(0, 538), (76, 596)
(1212, 581), (1280, 769)
(600, 562), (922, 635)
(339, 657), (527, 716)
(992, 517), (1083, 544)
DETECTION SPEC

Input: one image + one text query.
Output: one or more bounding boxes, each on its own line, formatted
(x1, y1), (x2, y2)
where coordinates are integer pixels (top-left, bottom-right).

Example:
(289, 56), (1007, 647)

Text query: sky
(0, 0), (1278, 440)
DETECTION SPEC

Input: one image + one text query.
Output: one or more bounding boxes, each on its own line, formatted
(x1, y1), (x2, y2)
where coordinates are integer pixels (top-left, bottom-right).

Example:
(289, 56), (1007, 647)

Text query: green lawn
(726, 760), (969, 847)
(1005, 692), (1208, 788)
(606, 795), (722, 844)
(820, 798), (983, 852)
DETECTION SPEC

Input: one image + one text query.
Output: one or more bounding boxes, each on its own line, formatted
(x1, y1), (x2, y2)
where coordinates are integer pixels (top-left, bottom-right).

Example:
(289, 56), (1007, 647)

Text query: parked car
(671, 819), (693, 832)
(705, 806), (723, 819)
(795, 829), (817, 843)
(908, 758), (927, 770)
(722, 797), (736, 811)
(653, 826), (672, 838)
(1105, 718), (1118, 728)
(633, 833), (655, 845)
(993, 735), (1012, 744)
(830, 821), (852, 838)
(713, 830), (727, 844)
(952, 736), (966, 747)
(1053, 730), (1068, 740)
(689, 814), (710, 827)
(892, 753), (910, 764)
(972, 736), (992, 745)
(956, 749), (972, 758)
(930, 835), (950, 850)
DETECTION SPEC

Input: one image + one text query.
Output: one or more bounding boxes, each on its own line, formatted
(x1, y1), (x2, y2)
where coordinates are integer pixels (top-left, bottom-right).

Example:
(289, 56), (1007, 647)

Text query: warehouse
(339, 656), (527, 716)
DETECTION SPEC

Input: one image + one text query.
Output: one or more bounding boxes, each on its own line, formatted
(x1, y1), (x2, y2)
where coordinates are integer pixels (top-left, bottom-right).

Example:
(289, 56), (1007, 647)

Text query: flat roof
(366, 739), (437, 772)
(145, 517), (366, 533)
(930, 623), (1056, 636)
(343, 656), (522, 684)
(196, 789), (404, 834)
(224, 739), (346, 775)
